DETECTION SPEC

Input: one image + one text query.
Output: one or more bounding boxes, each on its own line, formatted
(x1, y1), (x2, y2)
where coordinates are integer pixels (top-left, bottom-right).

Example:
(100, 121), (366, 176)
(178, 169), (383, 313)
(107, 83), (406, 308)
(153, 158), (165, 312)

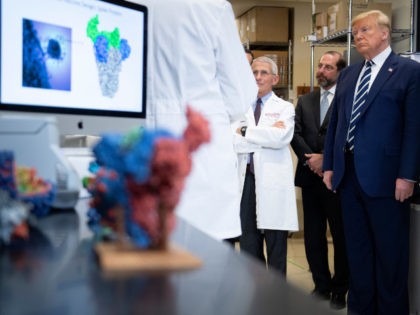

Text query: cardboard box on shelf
(315, 26), (329, 39)
(253, 50), (289, 86)
(314, 11), (328, 27)
(313, 11), (329, 39)
(327, 1), (392, 35)
(237, 14), (249, 44)
(247, 7), (289, 44)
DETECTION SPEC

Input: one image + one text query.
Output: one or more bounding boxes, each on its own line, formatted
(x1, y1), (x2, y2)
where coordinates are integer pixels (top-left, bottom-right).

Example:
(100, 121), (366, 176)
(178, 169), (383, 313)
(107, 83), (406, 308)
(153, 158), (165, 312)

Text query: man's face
(316, 54), (340, 89)
(252, 61), (279, 96)
(352, 15), (389, 59)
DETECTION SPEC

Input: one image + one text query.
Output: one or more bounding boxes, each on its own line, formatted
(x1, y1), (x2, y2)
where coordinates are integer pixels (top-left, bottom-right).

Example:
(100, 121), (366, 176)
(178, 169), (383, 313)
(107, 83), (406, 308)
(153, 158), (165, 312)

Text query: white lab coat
(233, 94), (299, 231)
(138, 0), (258, 239)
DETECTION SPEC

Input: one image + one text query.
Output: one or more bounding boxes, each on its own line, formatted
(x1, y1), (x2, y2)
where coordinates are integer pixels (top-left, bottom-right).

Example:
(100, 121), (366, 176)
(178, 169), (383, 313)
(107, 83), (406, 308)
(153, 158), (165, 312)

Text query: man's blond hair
(352, 10), (391, 42)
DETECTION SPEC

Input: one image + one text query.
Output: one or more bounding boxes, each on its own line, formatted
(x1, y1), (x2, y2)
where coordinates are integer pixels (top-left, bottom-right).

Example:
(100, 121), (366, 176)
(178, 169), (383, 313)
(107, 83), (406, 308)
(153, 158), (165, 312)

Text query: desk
(1, 199), (336, 315)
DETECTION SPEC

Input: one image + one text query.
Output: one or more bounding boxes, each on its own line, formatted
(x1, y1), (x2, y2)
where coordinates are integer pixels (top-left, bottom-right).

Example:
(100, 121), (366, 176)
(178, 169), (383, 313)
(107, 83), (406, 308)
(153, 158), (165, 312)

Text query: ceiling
(228, 0), (336, 17)
(229, 0), (307, 16)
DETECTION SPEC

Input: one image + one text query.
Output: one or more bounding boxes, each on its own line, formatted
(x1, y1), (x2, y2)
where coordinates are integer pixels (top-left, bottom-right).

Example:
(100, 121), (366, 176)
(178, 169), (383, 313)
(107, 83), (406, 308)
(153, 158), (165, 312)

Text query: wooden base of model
(95, 242), (202, 273)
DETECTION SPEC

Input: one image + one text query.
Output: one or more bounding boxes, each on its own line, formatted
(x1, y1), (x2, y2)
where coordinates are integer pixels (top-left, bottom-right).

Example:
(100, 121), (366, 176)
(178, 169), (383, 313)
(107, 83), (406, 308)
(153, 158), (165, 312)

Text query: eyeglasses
(253, 70), (274, 77)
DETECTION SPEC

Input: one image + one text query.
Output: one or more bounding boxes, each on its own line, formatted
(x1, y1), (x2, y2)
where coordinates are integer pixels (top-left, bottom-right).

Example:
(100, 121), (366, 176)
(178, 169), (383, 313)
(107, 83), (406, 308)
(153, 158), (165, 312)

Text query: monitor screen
(0, 0), (147, 138)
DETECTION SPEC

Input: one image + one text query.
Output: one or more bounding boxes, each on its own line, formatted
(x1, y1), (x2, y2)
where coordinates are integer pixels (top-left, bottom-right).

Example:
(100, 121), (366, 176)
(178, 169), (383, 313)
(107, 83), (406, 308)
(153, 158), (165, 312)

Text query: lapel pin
(388, 68), (393, 72)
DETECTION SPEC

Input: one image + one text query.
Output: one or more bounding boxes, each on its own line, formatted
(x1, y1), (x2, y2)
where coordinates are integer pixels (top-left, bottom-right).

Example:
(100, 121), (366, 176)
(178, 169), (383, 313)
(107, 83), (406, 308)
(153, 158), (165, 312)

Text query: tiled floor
(286, 236), (314, 292)
(235, 236), (347, 314)
(286, 236), (347, 314)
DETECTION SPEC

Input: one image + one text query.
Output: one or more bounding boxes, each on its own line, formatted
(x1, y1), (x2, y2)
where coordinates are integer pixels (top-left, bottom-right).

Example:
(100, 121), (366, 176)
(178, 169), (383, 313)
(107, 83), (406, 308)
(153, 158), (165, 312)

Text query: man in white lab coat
(137, 0), (258, 240)
(233, 56), (298, 274)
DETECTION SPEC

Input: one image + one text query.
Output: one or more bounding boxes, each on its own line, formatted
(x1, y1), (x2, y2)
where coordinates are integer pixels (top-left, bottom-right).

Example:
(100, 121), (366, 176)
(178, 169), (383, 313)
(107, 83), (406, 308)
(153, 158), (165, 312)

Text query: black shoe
(311, 289), (330, 301)
(330, 293), (346, 310)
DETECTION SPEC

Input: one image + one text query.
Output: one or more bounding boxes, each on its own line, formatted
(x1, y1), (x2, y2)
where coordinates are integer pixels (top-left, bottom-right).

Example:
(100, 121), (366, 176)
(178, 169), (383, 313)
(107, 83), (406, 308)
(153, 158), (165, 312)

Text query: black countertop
(1, 199), (336, 315)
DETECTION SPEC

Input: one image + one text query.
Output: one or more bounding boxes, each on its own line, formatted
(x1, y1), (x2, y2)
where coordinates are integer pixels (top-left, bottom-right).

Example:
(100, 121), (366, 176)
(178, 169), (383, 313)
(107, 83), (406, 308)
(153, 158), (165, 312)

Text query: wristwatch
(240, 126), (247, 137)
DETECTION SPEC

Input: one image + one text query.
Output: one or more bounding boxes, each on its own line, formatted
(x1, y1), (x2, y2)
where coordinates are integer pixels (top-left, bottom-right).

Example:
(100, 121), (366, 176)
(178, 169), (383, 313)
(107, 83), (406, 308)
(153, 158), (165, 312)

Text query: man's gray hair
(253, 56), (278, 75)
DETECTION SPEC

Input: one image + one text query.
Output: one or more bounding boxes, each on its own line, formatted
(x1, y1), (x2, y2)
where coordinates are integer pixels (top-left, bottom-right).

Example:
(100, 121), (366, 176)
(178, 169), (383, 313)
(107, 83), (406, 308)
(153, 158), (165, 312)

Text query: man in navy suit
(291, 51), (349, 310)
(323, 10), (420, 315)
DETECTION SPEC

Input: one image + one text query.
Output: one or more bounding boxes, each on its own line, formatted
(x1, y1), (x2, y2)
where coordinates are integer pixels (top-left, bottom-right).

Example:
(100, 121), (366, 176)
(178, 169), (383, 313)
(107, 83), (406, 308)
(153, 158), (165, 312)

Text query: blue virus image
(22, 19), (50, 89)
(47, 39), (62, 60)
(22, 19), (71, 91)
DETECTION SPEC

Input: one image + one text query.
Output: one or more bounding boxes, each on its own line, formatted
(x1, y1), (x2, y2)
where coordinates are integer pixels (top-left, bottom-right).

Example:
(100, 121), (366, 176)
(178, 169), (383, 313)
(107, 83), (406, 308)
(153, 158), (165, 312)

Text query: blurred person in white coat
(233, 56), (298, 274)
(136, 0), (258, 240)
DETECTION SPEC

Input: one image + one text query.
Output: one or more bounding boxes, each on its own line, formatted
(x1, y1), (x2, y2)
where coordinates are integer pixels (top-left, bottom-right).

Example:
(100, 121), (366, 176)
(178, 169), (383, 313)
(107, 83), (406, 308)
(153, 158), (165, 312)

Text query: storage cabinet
(237, 6), (293, 101)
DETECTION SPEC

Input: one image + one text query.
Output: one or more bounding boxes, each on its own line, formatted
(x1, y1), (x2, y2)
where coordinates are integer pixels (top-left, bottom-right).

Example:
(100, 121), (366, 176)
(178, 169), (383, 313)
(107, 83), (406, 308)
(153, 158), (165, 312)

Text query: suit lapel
(361, 53), (397, 117)
(311, 90), (321, 128)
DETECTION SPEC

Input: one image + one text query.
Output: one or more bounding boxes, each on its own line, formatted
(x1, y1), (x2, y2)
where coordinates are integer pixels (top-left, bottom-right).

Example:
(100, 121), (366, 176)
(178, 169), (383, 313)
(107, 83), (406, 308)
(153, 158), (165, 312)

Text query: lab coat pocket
(260, 162), (289, 189)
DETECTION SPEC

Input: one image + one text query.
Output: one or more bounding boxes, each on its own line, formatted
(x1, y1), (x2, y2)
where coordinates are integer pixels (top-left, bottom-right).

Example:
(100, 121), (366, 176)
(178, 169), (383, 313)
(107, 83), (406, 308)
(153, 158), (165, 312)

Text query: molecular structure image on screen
(22, 19), (71, 91)
(87, 15), (131, 98)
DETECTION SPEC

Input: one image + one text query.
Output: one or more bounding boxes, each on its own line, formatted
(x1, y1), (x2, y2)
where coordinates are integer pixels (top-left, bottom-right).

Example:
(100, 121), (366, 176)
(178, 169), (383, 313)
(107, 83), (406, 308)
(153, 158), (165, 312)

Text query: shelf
(312, 28), (411, 46)
(274, 85), (289, 89)
(249, 43), (290, 50)
(313, 29), (349, 45)
(391, 29), (412, 42)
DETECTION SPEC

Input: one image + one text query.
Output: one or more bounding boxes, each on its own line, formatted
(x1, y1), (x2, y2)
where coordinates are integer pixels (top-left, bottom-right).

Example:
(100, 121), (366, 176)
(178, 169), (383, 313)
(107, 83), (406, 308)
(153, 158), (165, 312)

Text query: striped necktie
(346, 60), (373, 151)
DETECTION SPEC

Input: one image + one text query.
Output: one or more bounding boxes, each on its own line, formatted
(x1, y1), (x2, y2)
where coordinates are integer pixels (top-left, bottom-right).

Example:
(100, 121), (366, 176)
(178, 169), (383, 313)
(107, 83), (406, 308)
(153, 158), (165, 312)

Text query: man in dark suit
(323, 10), (420, 315)
(291, 51), (348, 310)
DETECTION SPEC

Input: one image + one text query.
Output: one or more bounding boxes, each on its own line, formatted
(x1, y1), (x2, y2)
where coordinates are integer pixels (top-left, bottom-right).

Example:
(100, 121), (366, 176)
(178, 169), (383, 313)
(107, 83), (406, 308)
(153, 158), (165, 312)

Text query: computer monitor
(0, 0), (148, 139)
(0, 0), (148, 208)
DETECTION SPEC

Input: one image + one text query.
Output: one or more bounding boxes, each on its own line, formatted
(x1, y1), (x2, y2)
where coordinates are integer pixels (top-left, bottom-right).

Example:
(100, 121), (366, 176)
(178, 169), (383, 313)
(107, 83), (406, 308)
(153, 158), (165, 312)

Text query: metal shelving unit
(309, 0), (414, 91)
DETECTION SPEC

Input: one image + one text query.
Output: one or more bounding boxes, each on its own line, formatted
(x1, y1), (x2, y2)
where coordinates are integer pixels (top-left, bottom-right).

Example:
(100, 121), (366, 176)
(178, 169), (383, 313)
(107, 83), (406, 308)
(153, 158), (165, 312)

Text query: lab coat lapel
(246, 106), (256, 126)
